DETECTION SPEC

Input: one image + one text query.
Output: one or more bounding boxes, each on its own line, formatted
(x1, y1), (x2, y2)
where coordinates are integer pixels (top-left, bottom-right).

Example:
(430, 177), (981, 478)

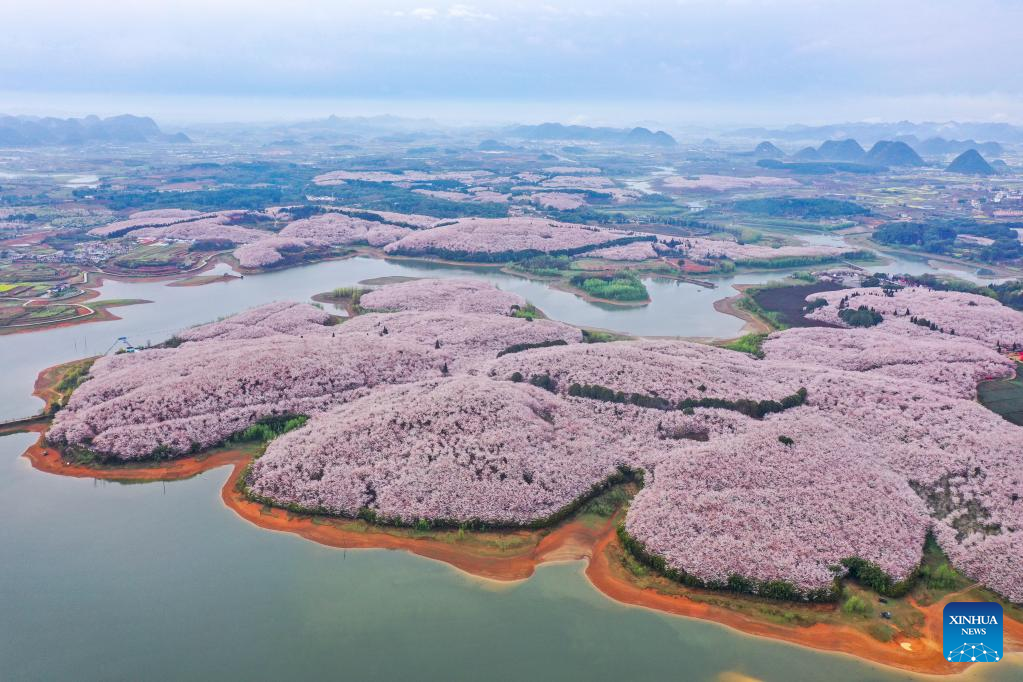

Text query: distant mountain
(914, 137), (1003, 157)
(945, 149), (995, 175)
(865, 140), (924, 167)
(626, 126), (677, 146)
(478, 139), (516, 151)
(753, 141), (784, 159)
(728, 121), (1023, 144)
(287, 114), (441, 135)
(793, 146), (822, 161)
(0, 114), (186, 146)
(817, 139), (866, 162)
(509, 122), (676, 146)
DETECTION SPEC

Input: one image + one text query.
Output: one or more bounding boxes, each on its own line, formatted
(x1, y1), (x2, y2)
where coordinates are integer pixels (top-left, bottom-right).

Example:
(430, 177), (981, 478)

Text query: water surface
(5, 432), (1020, 681)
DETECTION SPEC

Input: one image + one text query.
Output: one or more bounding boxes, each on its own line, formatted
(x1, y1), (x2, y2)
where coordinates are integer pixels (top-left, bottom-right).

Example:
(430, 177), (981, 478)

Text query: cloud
(447, 4), (496, 20)
(0, 0), (1021, 123)
(410, 7), (438, 20)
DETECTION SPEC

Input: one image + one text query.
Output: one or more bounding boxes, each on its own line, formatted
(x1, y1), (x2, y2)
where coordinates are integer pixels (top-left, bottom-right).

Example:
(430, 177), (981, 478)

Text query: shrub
(838, 305), (883, 327)
(842, 595), (870, 615)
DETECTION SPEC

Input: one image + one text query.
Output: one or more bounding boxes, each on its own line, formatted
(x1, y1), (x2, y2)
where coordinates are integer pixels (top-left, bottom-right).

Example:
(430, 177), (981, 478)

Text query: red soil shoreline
(16, 425), (1022, 675)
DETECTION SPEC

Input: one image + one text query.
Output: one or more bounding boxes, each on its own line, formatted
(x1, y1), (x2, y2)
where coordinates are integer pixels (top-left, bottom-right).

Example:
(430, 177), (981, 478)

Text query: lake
(3, 254), (1020, 681)
(4, 432), (1021, 681)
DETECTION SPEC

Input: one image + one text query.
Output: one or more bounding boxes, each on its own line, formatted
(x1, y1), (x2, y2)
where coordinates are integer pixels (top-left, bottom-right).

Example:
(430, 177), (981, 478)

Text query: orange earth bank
(16, 424), (1022, 676)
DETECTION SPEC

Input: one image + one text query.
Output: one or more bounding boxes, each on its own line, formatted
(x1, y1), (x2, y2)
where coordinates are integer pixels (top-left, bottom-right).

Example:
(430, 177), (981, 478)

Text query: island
(7, 271), (1022, 676)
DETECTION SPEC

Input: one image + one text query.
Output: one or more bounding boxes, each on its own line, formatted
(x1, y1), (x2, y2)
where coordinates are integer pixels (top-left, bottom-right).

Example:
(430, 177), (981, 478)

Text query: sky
(2, 0), (1022, 126)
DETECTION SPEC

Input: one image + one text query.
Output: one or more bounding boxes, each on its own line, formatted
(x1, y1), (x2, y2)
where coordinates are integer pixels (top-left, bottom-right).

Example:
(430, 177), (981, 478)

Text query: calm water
(1, 252), (1009, 420)
(4, 432), (1021, 682)
(1, 257), (800, 420)
(4, 255), (1021, 681)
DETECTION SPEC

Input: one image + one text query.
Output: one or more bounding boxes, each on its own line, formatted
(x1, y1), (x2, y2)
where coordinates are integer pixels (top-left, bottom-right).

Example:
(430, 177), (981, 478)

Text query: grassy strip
(569, 271), (649, 302)
(720, 333), (767, 359)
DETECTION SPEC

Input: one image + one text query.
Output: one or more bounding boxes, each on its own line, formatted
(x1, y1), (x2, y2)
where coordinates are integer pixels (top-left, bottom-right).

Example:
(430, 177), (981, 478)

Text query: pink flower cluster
(383, 217), (636, 257)
(661, 237), (851, 261)
(46, 334), (443, 459)
(412, 189), (510, 204)
(626, 416), (930, 591)
(539, 175), (615, 190)
(359, 278), (526, 315)
(233, 237), (322, 268)
(248, 377), (630, 523)
(89, 209), (205, 237)
(586, 241), (659, 261)
(529, 193), (587, 210)
(542, 166), (602, 175)
(178, 301), (334, 342)
(805, 286), (1023, 349)
(327, 208), (441, 229)
(763, 326), (1015, 399)
(313, 170), (492, 185)
(132, 217), (268, 244)
(47, 304), (580, 457)
(336, 311), (581, 371)
(279, 213), (412, 247)
(486, 340), (810, 404)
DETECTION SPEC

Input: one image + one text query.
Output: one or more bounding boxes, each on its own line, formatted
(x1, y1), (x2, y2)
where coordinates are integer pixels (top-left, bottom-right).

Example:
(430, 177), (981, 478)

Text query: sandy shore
(713, 285), (772, 336)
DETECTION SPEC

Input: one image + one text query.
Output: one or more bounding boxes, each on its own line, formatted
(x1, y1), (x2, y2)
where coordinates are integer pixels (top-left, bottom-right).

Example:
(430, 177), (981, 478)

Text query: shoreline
(0, 297), (151, 336)
(712, 284), (773, 336)
(15, 413), (1021, 675)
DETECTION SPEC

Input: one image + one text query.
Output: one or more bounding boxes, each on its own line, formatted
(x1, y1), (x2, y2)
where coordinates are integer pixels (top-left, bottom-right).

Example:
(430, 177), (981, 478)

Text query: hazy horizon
(3, 0), (1023, 127)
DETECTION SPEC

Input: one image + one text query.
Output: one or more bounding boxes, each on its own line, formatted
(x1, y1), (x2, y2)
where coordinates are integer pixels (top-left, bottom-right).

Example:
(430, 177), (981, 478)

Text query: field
(0, 300), (82, 327)
(748, 282), (846, 328)
(978, 362), (1023, 425)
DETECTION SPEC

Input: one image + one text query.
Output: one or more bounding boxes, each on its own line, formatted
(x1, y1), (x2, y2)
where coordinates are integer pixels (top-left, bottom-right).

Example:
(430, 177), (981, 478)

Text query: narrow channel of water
(0, 257), (797, 420)
(4, 250), (1011, 421)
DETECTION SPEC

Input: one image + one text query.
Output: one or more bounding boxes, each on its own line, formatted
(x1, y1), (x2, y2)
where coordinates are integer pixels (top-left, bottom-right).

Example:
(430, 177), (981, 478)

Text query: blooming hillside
(359, 278), (526, 315)
(249, 377), (628, 524)
(178, 301), (334, 342)
(233, 236), (323, 268)
(382, 217), (644, 259)
(586, 241), (659, 261)
(661, 237), (853, 262)
(278, 212), (412, 246)
(487, 340), (810, 404)
(88, 209), (205, 237)
(45, 291), (1023, 602)
(626, 418), (930, 593)
(805, 286), (1023, 349)
(763, 326), (1014, 399)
